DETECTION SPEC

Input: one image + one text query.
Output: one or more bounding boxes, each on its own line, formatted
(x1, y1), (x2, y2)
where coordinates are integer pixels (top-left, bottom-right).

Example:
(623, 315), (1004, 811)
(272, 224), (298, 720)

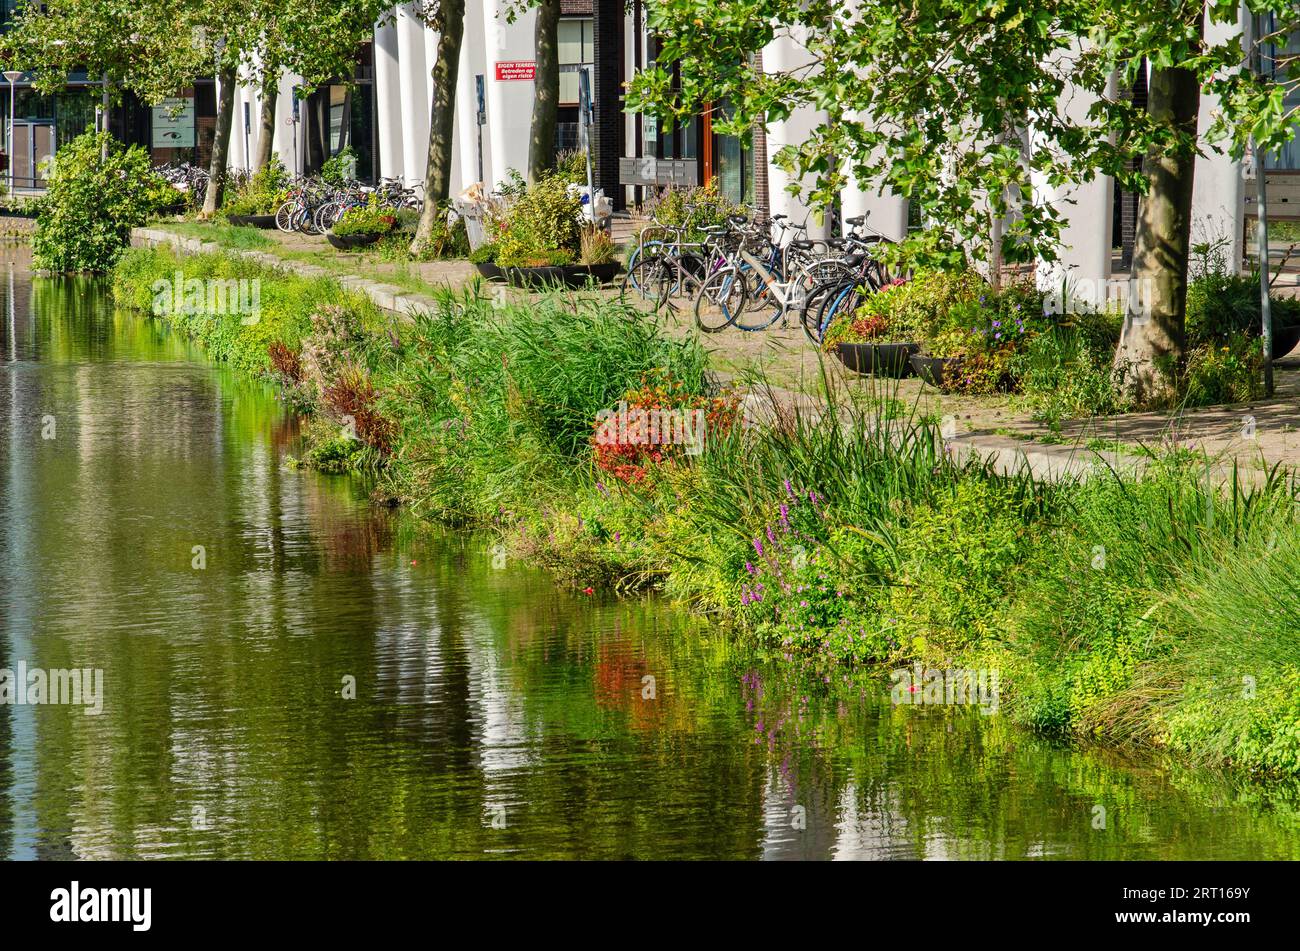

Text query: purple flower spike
(753, 538), (764, 556)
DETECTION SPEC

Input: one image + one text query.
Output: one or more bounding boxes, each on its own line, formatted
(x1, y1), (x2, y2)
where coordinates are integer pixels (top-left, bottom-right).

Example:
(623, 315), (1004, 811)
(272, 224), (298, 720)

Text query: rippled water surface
(2, 247), (1299, 860)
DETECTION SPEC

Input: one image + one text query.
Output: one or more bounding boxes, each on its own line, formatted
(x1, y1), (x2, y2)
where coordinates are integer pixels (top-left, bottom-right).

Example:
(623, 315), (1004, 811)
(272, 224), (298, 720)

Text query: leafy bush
(495, 173), (583, 267)
(222, 156), (290, 218)
(332, 199), (397, 238)
(646, 179), (739, 241)
(320, 146), (358, 186)
(469, 241), (498, 264)
(33, 131), (170, 273)
(1014, 313), (1128, 422)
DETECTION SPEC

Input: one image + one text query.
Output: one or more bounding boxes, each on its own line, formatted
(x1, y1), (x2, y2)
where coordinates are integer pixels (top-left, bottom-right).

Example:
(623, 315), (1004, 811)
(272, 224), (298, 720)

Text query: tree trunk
(411, 0), (466, 256)
(1114, 63), (1201, 407)
(255, 74), (279, 172)
(527, 0), (561, 184)
(203, 66), (238, 217)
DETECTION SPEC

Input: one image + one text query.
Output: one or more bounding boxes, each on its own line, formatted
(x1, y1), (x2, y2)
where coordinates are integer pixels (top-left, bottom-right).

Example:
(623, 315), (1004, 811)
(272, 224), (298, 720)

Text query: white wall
(762, 26), (830, 240)
(1192, 4), (1246, 270)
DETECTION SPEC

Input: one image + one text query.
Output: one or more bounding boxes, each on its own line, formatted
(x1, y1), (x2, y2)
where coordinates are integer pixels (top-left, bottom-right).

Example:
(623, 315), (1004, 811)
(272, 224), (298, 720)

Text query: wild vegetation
(113, 244), (1300, 778)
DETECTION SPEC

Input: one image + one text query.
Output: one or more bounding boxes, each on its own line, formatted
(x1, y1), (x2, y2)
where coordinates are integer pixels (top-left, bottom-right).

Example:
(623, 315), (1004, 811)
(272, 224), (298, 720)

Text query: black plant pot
(326, 231), (384, 250)
(474, 261), (504, 281)
(1273, 324), (1300, 358)
(834, 341), (919, 378)
(909, 354), (964, 389)
(507, 262), (623, 290)
(227, 213), (278, 229)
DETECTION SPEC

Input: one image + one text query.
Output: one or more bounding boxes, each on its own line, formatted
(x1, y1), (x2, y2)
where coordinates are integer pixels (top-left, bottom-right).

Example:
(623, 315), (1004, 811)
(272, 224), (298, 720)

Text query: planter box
(1273, 324), (1300, 357)
(326, 231), (384, 251)
(227, 213), (279, 229)
(909, 354), (964, 389)
(833, 341), (919, 378)
(474, 261), (505, 281)
(506, 262), (622, 290)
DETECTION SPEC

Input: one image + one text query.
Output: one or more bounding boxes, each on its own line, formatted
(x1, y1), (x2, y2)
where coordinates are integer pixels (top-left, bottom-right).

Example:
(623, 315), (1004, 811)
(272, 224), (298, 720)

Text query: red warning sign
(494, 61), (536, 81)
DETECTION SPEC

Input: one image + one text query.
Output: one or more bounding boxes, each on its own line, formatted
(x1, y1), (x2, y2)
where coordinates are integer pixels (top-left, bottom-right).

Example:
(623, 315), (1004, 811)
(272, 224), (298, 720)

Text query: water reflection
(2, 251), (1299, 860)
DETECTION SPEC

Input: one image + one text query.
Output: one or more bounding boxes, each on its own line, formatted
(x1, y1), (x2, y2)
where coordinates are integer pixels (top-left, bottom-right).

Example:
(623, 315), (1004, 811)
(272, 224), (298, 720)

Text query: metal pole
(1248, 12), (1275, 395)
(8, 79), (14, 196)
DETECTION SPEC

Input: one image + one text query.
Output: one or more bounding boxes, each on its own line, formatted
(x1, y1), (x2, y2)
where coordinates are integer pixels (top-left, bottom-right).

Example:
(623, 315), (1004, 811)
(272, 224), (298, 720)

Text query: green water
(2, 247), (1299, 860)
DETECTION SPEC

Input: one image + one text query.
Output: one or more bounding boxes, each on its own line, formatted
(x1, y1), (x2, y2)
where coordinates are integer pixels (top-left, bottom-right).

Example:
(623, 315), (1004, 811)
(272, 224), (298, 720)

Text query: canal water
(2, 248), (1299, 860)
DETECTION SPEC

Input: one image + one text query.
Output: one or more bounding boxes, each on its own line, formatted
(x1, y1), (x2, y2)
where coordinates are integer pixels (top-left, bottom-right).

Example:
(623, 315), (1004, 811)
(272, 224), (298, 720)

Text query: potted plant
(910, 327), (968, 389)
(495, 172), (587, 288)
(223, 157), (289, 227)
(574, 225), (620, 284)
(327, 201), (396, 250)
(469, 240), (503, 280)
(821, 309), (919, 378)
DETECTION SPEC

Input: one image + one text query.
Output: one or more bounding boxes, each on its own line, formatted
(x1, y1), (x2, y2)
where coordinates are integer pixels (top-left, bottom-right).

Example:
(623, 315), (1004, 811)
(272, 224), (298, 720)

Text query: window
(559, 18), (593, 105)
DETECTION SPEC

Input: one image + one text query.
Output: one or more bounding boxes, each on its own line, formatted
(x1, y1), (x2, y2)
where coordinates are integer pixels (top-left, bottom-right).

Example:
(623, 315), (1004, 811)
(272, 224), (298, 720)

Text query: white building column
(455, 12), (488, 191)
(373, 19), (405, 182)
(395, 4), (430, 186)
(1034, 44), (1114, 301)
(762, 27), (830, 240)
(1192, 5), (1246, 271)
(273, 70), (300, 175)
(481, 0), (536, 189)
(840, 117), (909, 241)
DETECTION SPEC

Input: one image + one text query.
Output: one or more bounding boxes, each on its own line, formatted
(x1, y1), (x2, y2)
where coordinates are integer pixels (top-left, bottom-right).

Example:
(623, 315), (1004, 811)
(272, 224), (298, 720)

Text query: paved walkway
(130, 221), (1300, 487)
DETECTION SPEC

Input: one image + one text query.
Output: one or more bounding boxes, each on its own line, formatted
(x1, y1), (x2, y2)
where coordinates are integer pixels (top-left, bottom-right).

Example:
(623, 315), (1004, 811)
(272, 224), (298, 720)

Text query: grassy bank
(112, 245), (1300, 778)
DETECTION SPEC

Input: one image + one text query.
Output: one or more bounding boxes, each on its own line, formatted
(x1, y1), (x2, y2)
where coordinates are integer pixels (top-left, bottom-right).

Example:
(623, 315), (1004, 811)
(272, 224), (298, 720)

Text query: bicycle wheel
(315, 201), (342, 233)
(801, 278), (848, 345)
(731, 263), (782, 331)
(274, 201), (296, 233)
(694, 267), (747, 333)
(625, 256), (671, 308)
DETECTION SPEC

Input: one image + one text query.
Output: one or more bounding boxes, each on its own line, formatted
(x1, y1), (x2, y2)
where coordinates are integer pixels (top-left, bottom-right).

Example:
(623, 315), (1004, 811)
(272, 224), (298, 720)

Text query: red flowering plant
(591, 371), (740, 485)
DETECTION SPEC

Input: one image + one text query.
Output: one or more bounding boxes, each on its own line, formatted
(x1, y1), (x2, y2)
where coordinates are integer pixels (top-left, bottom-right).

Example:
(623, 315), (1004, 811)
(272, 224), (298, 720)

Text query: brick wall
(592, 0), (624, 210)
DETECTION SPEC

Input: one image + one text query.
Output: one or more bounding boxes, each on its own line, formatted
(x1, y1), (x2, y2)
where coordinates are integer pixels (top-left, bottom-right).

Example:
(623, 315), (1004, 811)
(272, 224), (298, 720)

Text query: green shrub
(469, 241), (498, 264)
(1014, 313), (1127, 423)
(222, 156), (290, 218)
(320, 146), (358, 186)
(646, 179), (738, 241)
(332, 199), (397, 238)
(32, 131), (169, 273)
(495, 173), (583, 267)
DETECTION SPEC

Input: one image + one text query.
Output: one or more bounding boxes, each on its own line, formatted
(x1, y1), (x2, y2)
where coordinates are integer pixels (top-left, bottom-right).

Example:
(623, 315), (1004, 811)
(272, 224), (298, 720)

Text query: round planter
(326, 231), (384, 251)
(833, 341), (919, 378)
(1272, 324), (1300, 358)
(909, 354), (964, 389)
(580, 262), (621, 285)
(474, 261), (504, 281)
(506, 265), (568, 289)
(227, 213), (279, 229)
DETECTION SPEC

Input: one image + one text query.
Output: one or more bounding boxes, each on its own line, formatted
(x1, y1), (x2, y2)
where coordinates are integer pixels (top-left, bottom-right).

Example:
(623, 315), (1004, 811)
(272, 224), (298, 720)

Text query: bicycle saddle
(790, 239), (815, 251)
(845, 215), (865, 226)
